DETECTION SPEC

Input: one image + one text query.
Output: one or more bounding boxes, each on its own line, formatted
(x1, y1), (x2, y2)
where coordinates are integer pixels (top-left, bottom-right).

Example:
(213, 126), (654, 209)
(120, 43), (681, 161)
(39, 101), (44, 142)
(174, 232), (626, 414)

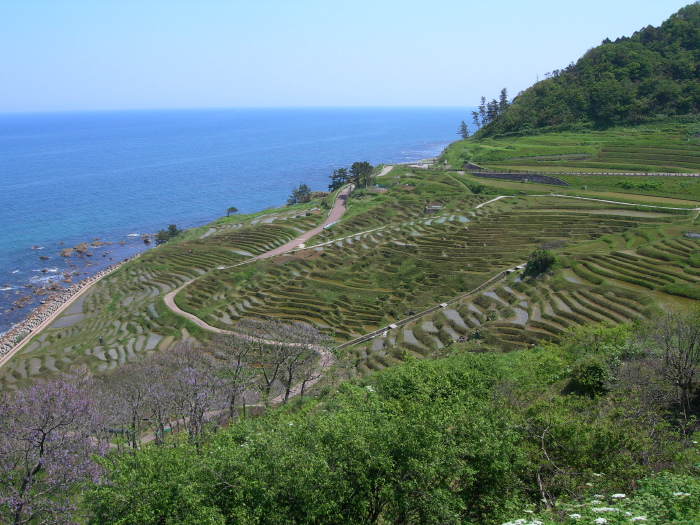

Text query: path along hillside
(3, 165), (700, 388)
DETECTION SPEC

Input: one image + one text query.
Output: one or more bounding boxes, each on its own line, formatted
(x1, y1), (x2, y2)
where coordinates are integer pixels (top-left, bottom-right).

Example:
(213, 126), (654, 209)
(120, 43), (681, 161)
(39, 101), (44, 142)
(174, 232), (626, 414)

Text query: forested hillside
(478, 3), (700, 136)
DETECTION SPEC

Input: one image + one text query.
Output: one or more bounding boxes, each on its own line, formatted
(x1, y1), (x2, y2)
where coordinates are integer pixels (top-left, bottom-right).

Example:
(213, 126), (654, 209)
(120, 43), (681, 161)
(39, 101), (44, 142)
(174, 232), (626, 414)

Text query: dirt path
(376, 165), (394, 177)
(252, 185), (352, 259)
(163, 185), (352, 331)
(475, 193), (700, 211)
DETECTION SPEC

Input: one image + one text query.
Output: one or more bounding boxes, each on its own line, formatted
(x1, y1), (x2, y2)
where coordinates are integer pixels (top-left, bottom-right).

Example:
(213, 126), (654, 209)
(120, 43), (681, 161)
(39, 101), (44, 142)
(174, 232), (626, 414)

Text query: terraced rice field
(347, 213), (700, 374)
(442, 123), (700, 174)
(0, 206), (325, 390)
(3, 167), (700, 388)
(347, 275), (656, 375)
(177, 195), (685, 344)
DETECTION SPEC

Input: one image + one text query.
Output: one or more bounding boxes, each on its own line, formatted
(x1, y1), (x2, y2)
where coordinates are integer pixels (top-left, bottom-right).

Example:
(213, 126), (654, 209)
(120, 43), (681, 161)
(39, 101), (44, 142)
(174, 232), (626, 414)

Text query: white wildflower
(524, 510), (534, 513)
(592, 473), (604, 477)
(594, 519), (608, 525)
(629, 518), (647, 522)
(590, 500), (602, 504)
(592, 507), (618, 513)
(672, 491), (690, 497)
(568, 514), (581, 519)
(611, 493), (626, 499)
(365, 385), (375, 392)
(593, 494), (604, 498)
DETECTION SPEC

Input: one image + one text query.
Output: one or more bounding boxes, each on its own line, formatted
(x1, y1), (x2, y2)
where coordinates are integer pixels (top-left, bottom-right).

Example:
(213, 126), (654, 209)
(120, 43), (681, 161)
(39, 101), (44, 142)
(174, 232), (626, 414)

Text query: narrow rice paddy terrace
(178, 192), (687, 344)
(0, 206), (326, 390)
(442, 122), (700, 174)
(348, 217), (700, 374)
(3, 167), (700, 388)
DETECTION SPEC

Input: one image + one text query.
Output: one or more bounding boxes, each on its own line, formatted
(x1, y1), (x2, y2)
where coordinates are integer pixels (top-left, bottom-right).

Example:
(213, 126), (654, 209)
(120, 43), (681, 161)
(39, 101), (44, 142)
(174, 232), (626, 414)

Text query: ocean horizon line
(0, 105), (474, 117)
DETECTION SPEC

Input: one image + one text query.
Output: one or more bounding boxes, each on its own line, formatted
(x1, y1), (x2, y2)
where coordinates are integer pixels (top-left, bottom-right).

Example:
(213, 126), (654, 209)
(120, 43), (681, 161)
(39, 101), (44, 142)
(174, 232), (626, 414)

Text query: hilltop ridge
(477, 2), (700, 137)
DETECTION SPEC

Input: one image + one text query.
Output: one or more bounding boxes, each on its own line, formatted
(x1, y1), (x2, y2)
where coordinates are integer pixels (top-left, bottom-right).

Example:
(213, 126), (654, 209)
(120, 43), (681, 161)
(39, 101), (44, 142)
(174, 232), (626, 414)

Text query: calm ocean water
(0, 107), (470, 333)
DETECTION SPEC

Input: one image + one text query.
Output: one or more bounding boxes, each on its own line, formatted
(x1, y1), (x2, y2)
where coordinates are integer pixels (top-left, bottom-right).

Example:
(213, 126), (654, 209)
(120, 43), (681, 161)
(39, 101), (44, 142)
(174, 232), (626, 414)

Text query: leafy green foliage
(86, 354), (531, 524)
(525, 249), (559, 276)
(287, 183), (312, 204)
(350, 160), (374, 188)
(155, 224), (182, 245)
(478, 4), (700, 136)
(328, 167), (349, 191)
(83, 322), (700, 522)
(86, 446), (225, 524)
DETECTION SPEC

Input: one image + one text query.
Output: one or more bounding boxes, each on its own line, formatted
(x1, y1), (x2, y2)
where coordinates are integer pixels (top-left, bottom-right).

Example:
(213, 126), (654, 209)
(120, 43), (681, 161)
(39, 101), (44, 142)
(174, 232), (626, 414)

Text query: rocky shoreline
(0, 254), (141, 359)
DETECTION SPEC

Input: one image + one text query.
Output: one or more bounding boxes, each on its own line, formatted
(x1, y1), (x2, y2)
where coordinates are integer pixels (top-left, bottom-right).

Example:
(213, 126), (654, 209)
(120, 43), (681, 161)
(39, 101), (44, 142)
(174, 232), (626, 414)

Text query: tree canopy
(287, 184), (311, 205)
(154, 224), (182, 245)
(350, 161), (374, 188)
(476, 3), (700, 137)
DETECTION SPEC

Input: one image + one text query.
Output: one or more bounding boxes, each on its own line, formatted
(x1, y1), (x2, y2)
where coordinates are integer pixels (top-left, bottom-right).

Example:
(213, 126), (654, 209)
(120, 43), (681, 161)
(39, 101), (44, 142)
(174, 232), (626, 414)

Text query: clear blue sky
(0, 0), (693, 112)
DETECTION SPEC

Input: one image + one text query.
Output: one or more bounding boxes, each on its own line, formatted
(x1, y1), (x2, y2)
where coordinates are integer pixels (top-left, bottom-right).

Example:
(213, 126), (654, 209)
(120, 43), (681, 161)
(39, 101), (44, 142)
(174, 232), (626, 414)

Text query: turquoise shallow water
(0, 107), (471, 332)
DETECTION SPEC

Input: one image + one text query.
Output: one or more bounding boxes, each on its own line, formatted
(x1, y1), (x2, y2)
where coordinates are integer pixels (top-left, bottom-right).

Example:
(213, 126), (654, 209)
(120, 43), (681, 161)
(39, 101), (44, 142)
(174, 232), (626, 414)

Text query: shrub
(524, 249), (559, 276)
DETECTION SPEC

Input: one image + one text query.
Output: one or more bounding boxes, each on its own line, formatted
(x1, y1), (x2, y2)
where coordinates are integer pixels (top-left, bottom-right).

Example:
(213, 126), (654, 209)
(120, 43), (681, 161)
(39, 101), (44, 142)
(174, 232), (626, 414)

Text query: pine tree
(458, 121), (469, 139)
(498, 88), (510, 112)
(478, 97), (487, 126)
(328, 168), (348, 191)
(471, 110), (480, 128)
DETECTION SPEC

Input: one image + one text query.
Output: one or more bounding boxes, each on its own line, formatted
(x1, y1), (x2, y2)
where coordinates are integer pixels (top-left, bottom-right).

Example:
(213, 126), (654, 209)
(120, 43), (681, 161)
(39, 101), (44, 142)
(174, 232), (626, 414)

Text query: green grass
(4, 166), (700, 388)
(442, 121), (700, 174)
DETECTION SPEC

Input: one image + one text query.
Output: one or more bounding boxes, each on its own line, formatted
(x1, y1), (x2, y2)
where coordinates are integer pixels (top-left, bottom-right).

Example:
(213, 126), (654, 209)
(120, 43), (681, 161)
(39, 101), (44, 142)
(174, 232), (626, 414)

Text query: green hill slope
(479, 2), (700, 137)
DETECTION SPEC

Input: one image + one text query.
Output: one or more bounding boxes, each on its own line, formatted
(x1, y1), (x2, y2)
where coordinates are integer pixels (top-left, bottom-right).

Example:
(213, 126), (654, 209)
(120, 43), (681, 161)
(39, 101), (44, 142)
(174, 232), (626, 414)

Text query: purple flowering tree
(0, 377), (103, 525)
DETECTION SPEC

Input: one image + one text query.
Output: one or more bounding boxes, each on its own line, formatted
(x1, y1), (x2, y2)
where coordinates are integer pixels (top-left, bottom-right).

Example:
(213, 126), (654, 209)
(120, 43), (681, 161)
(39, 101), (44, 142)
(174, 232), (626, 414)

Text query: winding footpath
(163, 185), (352, 331)
(161, 186), (352, 400)
(0, 186), (350, 374)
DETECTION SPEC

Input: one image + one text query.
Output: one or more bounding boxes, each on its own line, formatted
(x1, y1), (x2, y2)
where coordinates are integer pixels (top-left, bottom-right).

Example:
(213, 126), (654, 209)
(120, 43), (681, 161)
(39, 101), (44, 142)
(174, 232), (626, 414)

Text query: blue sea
(0, 107), (471, 333)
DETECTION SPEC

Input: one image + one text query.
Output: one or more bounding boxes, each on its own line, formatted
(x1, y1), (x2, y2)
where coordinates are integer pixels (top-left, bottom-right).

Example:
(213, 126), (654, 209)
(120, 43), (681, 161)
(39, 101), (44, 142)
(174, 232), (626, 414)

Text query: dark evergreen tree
(328, 168), (349, 191)
(486, 99), (499, 123)
(478, 96), (487, 126)
(458, 120), (470, 139)
(350, 161), (374, 188)
(155, 224), (182, 245)
(498, 88), (510, 112)
(471, 110), (480, 128)
(287, 184), (312, 205)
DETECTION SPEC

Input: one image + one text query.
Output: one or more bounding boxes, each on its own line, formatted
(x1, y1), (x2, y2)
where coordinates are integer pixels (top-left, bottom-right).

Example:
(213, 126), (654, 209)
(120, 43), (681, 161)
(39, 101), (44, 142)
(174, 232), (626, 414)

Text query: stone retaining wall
(0, 254), (140, 359)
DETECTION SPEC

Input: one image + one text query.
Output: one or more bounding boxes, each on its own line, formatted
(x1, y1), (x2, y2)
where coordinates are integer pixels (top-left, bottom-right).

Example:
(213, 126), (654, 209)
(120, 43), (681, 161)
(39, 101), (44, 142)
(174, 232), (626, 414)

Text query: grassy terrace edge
(2, 146), (700, 388)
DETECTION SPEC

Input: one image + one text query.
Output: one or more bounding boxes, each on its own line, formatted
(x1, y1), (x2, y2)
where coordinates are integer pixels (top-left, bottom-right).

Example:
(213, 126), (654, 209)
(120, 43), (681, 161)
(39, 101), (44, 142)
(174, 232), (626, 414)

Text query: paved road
(252, 185), (352, 259)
